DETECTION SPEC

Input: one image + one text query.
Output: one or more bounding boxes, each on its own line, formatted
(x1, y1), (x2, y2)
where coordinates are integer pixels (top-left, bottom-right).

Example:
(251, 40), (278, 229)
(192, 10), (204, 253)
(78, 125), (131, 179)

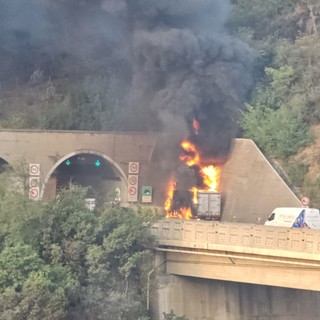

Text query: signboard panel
(29, 176), (40, 188)
(128, 162), (139, 174)
(142, 186), (152, 203)
(29, 187), (40, 200)
(127, 174), (138, 202)
(29, 164), (41, 200)
(29, 163), (40, 176)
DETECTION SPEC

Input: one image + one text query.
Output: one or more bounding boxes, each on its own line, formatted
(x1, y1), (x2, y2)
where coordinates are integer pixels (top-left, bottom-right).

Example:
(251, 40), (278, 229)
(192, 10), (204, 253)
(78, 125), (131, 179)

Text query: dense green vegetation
(0, 168), (160, 320)
(229, 0), (320, 205)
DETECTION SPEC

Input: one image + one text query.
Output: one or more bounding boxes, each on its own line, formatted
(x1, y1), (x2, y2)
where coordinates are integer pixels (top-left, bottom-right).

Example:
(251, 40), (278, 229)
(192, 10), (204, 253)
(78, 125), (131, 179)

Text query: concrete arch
(41, 149), (128, 200)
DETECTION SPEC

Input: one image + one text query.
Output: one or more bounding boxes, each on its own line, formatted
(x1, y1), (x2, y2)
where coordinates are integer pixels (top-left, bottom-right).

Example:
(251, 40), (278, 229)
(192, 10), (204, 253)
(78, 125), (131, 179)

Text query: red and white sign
(129, 175), (138, 185)
(29, 187), (40, 200)
(301, 196), (310, 207)
(128, 162), (139, 174)
(127, 174), (139, 202)
(29, 163), (40, 176)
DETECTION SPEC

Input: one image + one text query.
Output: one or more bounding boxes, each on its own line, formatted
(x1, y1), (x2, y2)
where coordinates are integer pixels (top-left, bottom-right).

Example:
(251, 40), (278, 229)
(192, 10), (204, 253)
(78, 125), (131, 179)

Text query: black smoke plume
(0, 0), (253, 188)
(107, 0), (254, 159)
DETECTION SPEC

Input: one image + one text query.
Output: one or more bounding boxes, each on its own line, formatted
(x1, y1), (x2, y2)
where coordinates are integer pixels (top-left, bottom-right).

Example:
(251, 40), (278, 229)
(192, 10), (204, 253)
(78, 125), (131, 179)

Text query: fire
(165, 179), (175, 212)
(165, 139), (220, 219)
(179, 140), (220, 192)
(201, 165), (219, 192)
(179, 140), (200, 166)
(165, 179), (193, 219)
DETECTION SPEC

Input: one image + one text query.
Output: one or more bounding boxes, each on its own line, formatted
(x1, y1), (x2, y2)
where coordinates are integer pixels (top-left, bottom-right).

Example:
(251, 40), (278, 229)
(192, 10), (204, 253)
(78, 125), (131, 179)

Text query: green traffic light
(95, 160), (101, 167)
(65, 159), (71, 166)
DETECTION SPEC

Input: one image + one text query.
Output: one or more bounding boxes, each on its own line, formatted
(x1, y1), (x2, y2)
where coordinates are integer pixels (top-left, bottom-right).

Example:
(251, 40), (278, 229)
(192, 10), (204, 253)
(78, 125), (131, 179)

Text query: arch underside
(42, 151), (128, 205)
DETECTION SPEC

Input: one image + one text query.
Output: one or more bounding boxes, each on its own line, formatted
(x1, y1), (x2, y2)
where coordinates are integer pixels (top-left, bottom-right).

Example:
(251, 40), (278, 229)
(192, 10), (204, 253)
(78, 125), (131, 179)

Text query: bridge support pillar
(152, 274), (320, 320)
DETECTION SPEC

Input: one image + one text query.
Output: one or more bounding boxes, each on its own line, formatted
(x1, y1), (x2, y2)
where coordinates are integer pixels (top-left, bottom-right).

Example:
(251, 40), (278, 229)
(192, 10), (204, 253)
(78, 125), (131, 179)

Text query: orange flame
(165, 140), (220, 219)
(180, 140), (200, 166)
(165, 179), (175, 212)
(165, 179), (193, 219)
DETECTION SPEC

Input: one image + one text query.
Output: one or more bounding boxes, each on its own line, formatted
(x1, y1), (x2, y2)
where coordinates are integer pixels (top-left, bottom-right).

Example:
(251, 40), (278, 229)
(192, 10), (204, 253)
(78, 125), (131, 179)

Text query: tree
(229, 0), (299, 43)
(0, 180), (158, 319)
(240, 104), (312, 159)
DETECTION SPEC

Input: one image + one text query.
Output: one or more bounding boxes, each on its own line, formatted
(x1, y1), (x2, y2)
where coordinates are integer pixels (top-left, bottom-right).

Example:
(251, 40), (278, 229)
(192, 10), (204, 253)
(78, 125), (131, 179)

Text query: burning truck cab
(166, 189), (221, 221)
(165, 138), (222, 220)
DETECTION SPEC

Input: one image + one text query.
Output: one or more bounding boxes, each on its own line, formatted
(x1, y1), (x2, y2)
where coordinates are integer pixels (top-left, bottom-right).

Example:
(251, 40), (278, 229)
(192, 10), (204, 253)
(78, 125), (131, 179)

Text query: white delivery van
(265, 207), (320, 229)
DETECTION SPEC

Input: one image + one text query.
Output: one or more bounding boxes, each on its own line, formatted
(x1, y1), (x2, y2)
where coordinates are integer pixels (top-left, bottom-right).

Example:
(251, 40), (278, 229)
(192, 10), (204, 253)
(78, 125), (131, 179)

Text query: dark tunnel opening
(0, 158), (8, 174)
(45, 153), (125, 207)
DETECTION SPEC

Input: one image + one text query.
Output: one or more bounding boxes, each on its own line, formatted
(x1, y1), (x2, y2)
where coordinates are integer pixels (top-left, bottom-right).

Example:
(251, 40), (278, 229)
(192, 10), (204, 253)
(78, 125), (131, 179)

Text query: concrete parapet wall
(152, 219), (320, 291)
(152, 219), (320, 261)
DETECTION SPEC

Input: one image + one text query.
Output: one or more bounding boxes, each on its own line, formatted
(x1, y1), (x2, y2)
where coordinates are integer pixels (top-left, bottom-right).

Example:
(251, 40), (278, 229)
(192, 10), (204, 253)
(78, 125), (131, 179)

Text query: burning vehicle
(165, 121), (222, 220)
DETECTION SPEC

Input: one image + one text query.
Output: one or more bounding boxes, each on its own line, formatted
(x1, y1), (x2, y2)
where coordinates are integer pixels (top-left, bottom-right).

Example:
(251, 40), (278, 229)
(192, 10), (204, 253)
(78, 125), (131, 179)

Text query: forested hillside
(1, 0), (320, 204)
(229, 0), (320, 205)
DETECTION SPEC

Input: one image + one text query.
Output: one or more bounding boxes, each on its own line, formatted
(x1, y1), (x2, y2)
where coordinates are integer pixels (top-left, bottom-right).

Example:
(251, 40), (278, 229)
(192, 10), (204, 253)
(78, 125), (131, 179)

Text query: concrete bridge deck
(152, 219), (320, 291)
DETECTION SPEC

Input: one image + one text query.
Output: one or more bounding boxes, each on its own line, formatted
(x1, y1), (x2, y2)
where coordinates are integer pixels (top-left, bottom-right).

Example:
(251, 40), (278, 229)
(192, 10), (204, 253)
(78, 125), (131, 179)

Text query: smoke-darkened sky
(0, 0), (253, 162)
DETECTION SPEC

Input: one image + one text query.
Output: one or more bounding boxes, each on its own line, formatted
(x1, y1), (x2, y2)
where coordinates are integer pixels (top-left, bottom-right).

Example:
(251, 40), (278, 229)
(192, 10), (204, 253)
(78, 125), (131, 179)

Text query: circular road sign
(29, 188), (39, 199)
(129, 162), (139, 173)
(29, 177), (39, 188)
(301, 196), (310, 207)
(29, 164), (40, 176)
(129, 176), (138, 185)
(129, 186), (137, 196)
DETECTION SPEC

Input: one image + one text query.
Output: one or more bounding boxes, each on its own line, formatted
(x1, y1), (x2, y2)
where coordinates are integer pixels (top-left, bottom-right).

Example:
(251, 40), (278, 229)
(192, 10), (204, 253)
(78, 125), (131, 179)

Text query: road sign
(128, 174), (138, 202)
(29, 163), (40, 176)
(128, 162), (139, 174)
(129, 175), (138, 185)
(301, 196), (310, 207)
(29, 187), (40, 200)
(142, 186), (152, 203)
(129, 187), (137, 195)
(29, 177), (40, 188)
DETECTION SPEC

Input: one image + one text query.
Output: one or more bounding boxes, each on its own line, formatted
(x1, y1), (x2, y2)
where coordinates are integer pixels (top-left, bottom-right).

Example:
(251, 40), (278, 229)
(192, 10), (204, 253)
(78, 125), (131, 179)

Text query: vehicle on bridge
(265, 207), (320, 229)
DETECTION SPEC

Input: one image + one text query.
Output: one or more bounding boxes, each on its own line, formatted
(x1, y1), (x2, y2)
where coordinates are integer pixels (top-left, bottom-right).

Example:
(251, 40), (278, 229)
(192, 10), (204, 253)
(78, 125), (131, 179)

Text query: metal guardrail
(151, 219), (320, 255)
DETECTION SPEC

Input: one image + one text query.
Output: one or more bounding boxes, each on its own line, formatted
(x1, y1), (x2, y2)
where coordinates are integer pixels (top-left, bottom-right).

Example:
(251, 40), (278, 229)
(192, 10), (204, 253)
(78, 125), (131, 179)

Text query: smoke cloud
(0, 0), (253, 179)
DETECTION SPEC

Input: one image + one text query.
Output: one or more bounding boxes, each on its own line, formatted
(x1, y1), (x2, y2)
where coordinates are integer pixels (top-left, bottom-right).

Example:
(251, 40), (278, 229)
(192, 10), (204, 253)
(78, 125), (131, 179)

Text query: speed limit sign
(128, 162), (139, 174)
(29, 163), (40, 176)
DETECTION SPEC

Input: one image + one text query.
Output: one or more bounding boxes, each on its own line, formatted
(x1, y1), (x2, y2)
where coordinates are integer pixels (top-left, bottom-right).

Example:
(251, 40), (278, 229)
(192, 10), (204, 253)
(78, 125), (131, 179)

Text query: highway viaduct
(151, 220), (320, 319)
(1, 129), (319, 319)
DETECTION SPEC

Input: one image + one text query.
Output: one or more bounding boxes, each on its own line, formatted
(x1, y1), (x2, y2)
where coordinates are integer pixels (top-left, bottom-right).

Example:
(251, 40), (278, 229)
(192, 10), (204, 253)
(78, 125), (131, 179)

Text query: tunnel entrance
(44, 153), (126, 207)
(0, 158), (8, 174)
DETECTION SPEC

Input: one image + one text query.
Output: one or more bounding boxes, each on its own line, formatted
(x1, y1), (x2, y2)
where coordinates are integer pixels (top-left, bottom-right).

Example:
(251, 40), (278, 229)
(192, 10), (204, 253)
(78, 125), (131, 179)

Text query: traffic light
(95, 160), (101, 167)
(65, 159), (71, 166)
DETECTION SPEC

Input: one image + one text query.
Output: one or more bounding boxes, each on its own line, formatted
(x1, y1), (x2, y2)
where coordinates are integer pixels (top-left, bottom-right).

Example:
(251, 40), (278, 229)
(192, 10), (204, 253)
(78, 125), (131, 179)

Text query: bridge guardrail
(151, 219), (320, 256)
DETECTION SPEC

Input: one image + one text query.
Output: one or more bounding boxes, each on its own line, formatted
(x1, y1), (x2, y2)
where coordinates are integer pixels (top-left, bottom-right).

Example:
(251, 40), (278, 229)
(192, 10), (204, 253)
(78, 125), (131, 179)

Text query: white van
(264, 207), (320, 229)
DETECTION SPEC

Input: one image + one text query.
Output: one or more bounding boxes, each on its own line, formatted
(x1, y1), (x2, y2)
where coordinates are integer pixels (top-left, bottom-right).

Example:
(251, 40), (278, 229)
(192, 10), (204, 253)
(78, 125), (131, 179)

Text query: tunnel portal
(44, 153), (126, 206)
